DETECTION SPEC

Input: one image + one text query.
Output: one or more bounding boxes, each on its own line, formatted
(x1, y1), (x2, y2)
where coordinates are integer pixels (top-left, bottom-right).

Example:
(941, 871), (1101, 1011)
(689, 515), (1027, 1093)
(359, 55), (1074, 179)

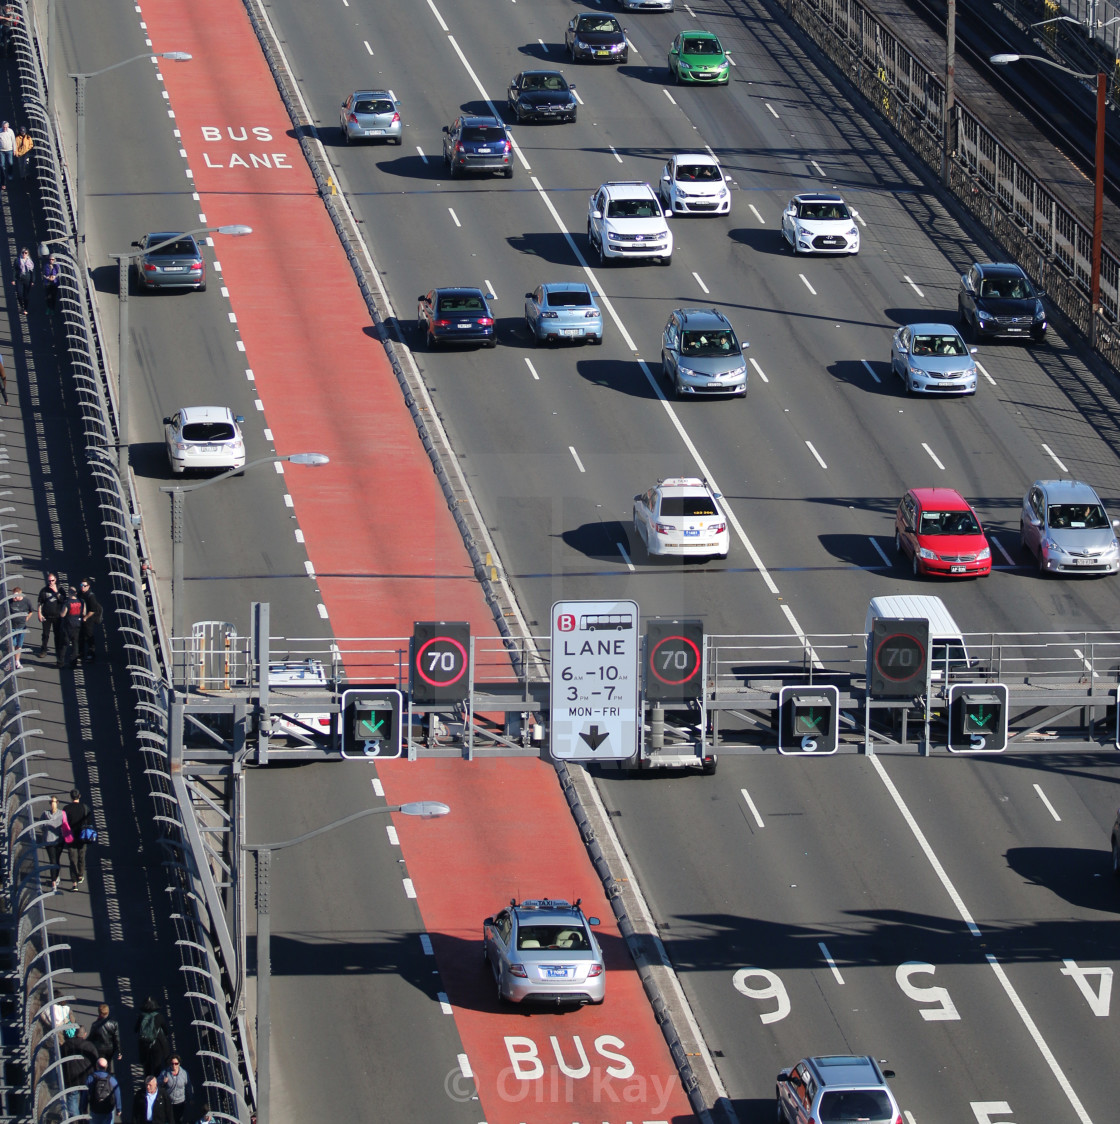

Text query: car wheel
(504, 165), (514, 179)
(1112, 836), (1120, 876)
(660, 253), (672, 266)
(591, 333), (603, 345)
(895, 530), (903, 556)
(668, 61), (679, 83)
(343, 128), (351, 146)
(391, 135), (402, 146)
(449, 161), (460, 179)
(906, 377), (916, 396)
(912, 552), (921, 578)
(598, 238), (607, 267)
(620, 52), (629, 64)
(197, 280), (207, 293)
(1038, 549), (1048, 577)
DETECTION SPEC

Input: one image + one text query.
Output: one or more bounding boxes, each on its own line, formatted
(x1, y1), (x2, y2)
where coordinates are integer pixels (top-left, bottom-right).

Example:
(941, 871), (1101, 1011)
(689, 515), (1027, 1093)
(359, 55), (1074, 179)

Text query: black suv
(957, 261), (1047, 343)
(442, 115), (513, 178)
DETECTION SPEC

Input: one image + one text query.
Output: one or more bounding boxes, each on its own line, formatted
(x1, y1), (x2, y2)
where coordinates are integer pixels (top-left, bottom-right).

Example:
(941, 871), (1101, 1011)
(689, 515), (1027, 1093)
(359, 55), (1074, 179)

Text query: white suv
(587, 181), (673, 265)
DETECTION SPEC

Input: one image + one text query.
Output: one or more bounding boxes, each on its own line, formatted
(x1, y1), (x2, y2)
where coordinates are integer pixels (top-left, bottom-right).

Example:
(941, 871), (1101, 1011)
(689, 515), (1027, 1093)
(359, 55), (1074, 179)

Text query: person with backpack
(88, 1003), (122, 1072)
(132, 1075), (173, 1124)
(82, 1056), (121, 1124)
(61, 585), (84, 668)
(61, 1026), (100, 1118)
(135, 997), (171, 1077)
(62, 789), (90, 889)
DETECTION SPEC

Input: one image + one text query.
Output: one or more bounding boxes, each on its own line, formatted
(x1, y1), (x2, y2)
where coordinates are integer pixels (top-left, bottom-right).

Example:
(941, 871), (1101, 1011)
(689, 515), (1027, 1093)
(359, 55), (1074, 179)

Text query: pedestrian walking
(0, 350), (7, 404)
(8, 585), (33, 669)
(0, 120), (13, 186)
(62, 788), (90, 889)
(82, 1057), (121, 1124)
(0, 7), (17, 57)
(132, 1075), (173, 1124)
(37, 572), (64, 660)
(88, 1003), (122, 1072)
(38, 795), (65, 891)
(12, 247), (34, 315)
(61, 585), (84, 668)
(193, 1106), (213, 1124)
(14, 125), (31, 178)
(79, 578), (102, 662)
(42, 254), (60, 315)
(158, 1056), (193, 1124)
(61, 1026), (100, 1118)
(135, 998), (171, 1078)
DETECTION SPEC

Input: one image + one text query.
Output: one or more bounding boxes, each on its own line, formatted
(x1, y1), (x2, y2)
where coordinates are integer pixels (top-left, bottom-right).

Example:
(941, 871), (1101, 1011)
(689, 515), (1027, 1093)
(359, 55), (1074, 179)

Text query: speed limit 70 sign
(410, 622), (470, 705)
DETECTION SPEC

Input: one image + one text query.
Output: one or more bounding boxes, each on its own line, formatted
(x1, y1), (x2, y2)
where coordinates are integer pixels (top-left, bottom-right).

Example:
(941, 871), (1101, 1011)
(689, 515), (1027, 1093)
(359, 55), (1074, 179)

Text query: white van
(864, 595), (971, 681)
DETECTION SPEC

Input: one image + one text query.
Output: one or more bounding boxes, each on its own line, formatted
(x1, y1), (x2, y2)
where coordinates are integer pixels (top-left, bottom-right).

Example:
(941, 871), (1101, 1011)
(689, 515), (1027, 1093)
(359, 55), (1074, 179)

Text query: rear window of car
(461, 126), (506, 143)
(181, 422), (236, 443)
(517, 925), (589, 950)
(438, 295), (486, 314)
(797, 201), (850, 221)
(355, 99), (393, 114)
(546, 290), (592, 308)
(817, 1089), (893, 1122)
(660, 496), (718, 517)
(149, 240), (198, 257)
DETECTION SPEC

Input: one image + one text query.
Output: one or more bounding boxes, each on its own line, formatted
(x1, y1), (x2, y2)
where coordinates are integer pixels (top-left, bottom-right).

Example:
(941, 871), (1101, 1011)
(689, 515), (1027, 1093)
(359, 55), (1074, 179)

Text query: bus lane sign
(550, 600), (639, 761)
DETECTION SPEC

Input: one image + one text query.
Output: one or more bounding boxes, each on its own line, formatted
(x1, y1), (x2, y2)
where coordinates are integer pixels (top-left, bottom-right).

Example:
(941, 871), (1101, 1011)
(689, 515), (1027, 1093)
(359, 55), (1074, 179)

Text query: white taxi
(633, 477), (729, 559)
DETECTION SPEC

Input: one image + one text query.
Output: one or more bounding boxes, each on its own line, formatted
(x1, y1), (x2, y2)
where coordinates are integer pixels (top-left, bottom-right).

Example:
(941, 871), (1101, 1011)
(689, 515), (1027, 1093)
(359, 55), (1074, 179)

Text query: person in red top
(61, 585), (84, 668)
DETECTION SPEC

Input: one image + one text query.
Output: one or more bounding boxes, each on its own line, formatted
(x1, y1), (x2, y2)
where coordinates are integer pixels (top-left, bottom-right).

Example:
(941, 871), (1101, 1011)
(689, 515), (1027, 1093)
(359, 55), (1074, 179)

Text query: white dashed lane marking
(740, 787), (764, 827)
(904, 275), (925, 298)
(922, 442), (945, 470)
(1042, 443), (1068, 471)
(819, 942), (845, 984)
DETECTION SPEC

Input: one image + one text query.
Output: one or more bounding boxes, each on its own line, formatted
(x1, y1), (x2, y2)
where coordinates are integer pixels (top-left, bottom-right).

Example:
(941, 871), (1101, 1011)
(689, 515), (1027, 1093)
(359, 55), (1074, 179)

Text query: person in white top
(0, 121), (14, 189)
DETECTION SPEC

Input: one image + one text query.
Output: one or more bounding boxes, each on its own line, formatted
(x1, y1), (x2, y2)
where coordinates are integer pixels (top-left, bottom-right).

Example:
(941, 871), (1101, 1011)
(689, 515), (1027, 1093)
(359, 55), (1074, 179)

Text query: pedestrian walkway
(0, 53), (202, 1124)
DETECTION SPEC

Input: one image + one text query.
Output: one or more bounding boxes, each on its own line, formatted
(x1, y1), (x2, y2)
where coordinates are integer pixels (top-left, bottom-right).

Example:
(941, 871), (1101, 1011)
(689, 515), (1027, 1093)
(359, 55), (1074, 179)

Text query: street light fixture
(245, 801), (451, 1124)
(160, 451), (329, 677)
(70, 52), (192, 244)
(112, 224), (252, 481)
(991, 53), (1105, 346)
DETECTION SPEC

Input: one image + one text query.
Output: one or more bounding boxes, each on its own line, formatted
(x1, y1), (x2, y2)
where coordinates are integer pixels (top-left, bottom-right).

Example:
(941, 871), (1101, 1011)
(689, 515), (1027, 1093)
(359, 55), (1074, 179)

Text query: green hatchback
(667, 31), (730, 84)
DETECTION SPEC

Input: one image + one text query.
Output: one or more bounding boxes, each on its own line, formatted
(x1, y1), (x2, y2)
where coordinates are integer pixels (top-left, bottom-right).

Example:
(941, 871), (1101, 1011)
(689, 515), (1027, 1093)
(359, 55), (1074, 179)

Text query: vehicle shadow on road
(560, 519), (634, 563)
(1005, 845), (1120, 912)
(728, 227), (783, 254)
(372, 153), (446, 180)
(574, 357), (660, 398)
(507, 230), (581, 266)
(129, 441), (175, 482)
(884, 306), (955, 327)
(826, 358), (897, 393)
(818, 532), (894, 569)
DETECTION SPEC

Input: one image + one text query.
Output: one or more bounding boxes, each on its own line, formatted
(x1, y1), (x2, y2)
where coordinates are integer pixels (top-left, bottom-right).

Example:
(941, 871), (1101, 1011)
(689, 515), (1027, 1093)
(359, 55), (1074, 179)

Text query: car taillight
(454, 143), (464, 155)
(346, 112), (358, 124)
(712, 522), (726, 533)
(189, 262), (203, 272)
(501, 140), (511, 151)
(584, 310), (598, 318)
(434, 319), (451, 327)
(509, 963), (528, 978)
(588, 963), (603, 977)
(391, 112), (400, 125)
(654, 523), (672, 535)
(143, 263), (157, 272)
(477, 317), (494, 326)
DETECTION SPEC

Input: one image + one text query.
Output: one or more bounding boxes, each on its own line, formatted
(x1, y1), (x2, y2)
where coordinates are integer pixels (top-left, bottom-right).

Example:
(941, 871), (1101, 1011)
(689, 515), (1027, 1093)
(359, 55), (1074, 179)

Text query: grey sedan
(133, 233), (206, 292)
(1020, 479), (1120, 575)
(340, 90), (402, 145)
(524, 282), (603, 345)
(890, 323), (977, 395)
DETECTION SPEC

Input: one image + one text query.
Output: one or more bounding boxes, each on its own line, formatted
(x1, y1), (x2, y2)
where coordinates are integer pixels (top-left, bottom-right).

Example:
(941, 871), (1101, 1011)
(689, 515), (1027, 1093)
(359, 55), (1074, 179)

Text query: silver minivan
(661, 307), (749, 396)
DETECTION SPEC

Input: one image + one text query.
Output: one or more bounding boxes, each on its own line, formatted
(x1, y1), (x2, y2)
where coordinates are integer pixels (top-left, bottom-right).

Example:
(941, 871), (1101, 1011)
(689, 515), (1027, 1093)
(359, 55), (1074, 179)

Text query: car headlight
(722, 366), (746, 378)
(908, 364), (924, 377)
(518, 98), (531, 109)
(848, 227), (858, 236)
(677, 364), (697, 378)
(1042, 536), (1063, 555)
(606, 230), (624, 242)
(978, 310), (994, 322)
(977, 546), (991, 561)
(718, 186), (728, 199)
(918, 547), (937, 560)
(574, 38), (588, 50)
(1034, 302), (1046, 321)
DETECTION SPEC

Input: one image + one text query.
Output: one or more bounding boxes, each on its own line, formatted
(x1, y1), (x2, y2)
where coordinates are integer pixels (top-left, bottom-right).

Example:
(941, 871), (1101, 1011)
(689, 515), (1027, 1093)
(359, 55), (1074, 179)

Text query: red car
(895, 487), (991, 578)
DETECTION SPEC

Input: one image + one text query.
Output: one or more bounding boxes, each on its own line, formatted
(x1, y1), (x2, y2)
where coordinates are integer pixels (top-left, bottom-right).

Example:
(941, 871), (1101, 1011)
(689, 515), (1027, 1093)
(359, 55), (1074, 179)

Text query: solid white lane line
(437, 992), (453, 1015)
(799, 273), (817, 295)
(861, 359), (881, 383)
(416, 146), (428, 164)
(922, 442), (945, 470)
(569, 446), (586, 472)
(426, 0), (449, 32)
(749, 357), (768, 383)
(854, 211), (866, 227)
(993, 537), (1015, 565)
(1033, 783), (1061, 821)
(386, 825), (399, 845)
(985, 954), (1094, 1123)
(1073, 648), (1099, 677)
(617, 541), (635, 571)
(420, 933), (434, 955)
(664, 89), (677, 105)
(765, 102), (779, 118)
(727, 53), (736, 67)
(685, 3), (696, 13)
(704, 144), (717, 160)
(573, 89), (583, 105)
(904, 275), (924, 298)
(1042, 443), (1068, 471)
(818, 941), (845, 984)
(448, 207), (460, 228)
(748, 203), (765, 224)
(869, 755), (982, 936)
(976, 359), (995, 385)
(403, 878), (416, 898)
(811, 159), (825, 176)
(805, 440), (827, 468)
(740, 787), (764, 827)
(446, 35), (531, 169)
(692, 271), (709, 293)
(457, 1054), (473, 1079)
(869, 537), (892, 566)
(609, 145), (624, 164)
(524, 357), (540, 380)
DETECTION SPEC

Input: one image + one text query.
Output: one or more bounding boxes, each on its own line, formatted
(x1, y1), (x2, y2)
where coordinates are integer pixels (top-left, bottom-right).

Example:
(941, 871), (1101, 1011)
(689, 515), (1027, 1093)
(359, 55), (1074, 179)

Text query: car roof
(600, 180), (657, 198)
(908, 487), (971, 510)
(805, 1055), (887, 1087)
(905, 322), (963, 335)
(460, 115), (503, 127)
(177, 406), (236, 424)
(681, 29), (720, 37)
(349, 89), (393, 99)
(1033, 479), (1102, 504)
(792, 192), (846, 204)
(673, 152), (720, 165)
(675, 307), (731, 328)
(511, 899), (586, 922)
(541, 281), (592, 293)
(975, 261), (1027, 278)
(434, 286), (488, 298)
(520, 69), (566, 78)
(656, 476), (710, 493)
(147, 231), (199, 245)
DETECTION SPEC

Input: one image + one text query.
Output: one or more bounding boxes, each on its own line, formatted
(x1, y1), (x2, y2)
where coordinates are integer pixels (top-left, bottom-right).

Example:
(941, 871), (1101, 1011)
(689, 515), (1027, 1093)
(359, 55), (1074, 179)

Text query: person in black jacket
(62, 788), (90, 889)
(135, 998), (172, 1078)
(36, 572), (64, 660)
(89, 1003), (122, 1072)
(61, 1026), (100, 1118)
(79, 579), (103, 663)
(132, 1076), (173, 1124)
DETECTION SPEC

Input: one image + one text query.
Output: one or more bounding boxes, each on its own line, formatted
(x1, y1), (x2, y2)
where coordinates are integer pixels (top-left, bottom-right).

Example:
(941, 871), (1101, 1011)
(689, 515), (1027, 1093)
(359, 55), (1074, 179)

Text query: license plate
(456, 321), (472, 328)
(477, 148), (491, 154)
(1073, 557), (1096, 566)
(597, 50), (611, 56)
(684, 528), (700, 537)
(544, 968), (572, 979)
(203, 445), (225, 453)
(163, 266), (185, 272)
(561, 328), (581, 336)
(950, 564), (966, 573)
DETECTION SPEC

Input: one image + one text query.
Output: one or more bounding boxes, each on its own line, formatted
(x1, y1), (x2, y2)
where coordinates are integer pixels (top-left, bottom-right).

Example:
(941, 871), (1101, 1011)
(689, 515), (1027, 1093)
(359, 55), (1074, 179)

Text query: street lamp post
(70, 52), (192, 244)
(245, 801), (451, 1124)
(111, 225), (252, 481)
(991, 53), (1106, 346)
(160, 452), (329, 682)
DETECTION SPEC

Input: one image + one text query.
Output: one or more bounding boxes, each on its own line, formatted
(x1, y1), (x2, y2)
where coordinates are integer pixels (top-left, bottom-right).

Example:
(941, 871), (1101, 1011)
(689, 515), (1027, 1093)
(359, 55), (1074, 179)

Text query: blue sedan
(417, 287), (496, 349)
(524, 282), (603, 346)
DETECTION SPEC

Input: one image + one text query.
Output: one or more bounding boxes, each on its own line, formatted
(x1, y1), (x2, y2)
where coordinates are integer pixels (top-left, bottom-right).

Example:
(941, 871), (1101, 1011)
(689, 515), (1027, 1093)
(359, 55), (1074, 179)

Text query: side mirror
(568, 83), (576, 90)
(634, 494), (642, 503)
(524, 292), (533, 299)
(969, 346), (978, 355)
(1037, 290), (1047, 299)
(417, 295), (427, 302)
(881, 1070), (896, 1079)
(661, 173), (671, 182)
(776, 1073), (797, 1086)
(742, 341), (750, 350)
(662, 208), (672, 218)
(131, 240), (143, 248)
(850, 208), (860, 218)
(1112, 518), (1119, 529)
(483, 916), (494, 926)
(485, 292), (496, 301)
(162, 417), (173, 425)
(588, 916), (600, 926)
(442, 125), (449, 134)
(234, 415), (245, 424)
(592, 209), (603, 220)
(725, 174), (732, 182)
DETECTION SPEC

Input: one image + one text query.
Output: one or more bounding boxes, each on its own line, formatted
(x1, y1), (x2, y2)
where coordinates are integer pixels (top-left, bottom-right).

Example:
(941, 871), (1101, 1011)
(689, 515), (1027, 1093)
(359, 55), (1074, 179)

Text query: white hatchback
(659, 153), (732, 215)
(164, 406), (246, 475)
(781, 192), (860, 254)
(633, 477), (729, 559)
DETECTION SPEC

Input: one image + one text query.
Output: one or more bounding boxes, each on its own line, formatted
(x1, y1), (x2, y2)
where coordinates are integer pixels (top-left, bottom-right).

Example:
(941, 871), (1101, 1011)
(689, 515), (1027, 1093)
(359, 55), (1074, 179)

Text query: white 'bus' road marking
(524, 357), (540, 381)
(818, 942), (845, 984)
(616, 542), (635, 571)
(386, 825), (399, 845)
(416, 146), (428, 164)
(403, 878), (417, 899)
(805, 441), (827, 469)
(448, 207), (460, 228)
(993, 537), (1015, 565)
(1034, 783), (1061, 821)
(739, 787), (764, 827)
(749, 357), (768, 383)
(861, 359), (881, 383)
(569, 446), (586, 473)
(904, 275), (924, 298)
(922, 442), (945, 470)
(1043, 443), (1068, 471)
(976, 359), (995, 385)
(799, 273), (817, 295)
(869, 537), (892, 566)
(693, 271), (709, 293)
(664, 89), (677, 105)
(749, 203), (765, 224)
(371, 778), (384, 797)
(420, 933), (434, 955)
(765, 102), (779, 118)
(609, 145), (624, 164)
(811, 159), (826, 176)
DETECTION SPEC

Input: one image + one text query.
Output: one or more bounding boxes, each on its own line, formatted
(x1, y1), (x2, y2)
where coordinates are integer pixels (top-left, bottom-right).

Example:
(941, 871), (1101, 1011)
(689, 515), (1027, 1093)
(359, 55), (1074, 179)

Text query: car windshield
(355, 99), (394, 115)
(817, 1090), (894, 1122)
(660, 495), (718, 517)
(797, 201), (850, 220)
(1048, 503), (1109, 529)
(683, 37), (722, 54)
(148, 240), (197, 257)
(980, 275), (1033, 299)
(681, 330), (737, 356)
(607, 198), (659, 218)
(911, 334), (966, 357)
(438, 294), (486, 314)
(525, 74), (566, 91)
(578, 17), (620, 32)
(517, 925), (589, 951)
(181, 422), (235, 443)
(919, 509), (980, 536)
(461, 125), (505, 143)
(546, 289), (593, 308)
(677, 164), (721, 182)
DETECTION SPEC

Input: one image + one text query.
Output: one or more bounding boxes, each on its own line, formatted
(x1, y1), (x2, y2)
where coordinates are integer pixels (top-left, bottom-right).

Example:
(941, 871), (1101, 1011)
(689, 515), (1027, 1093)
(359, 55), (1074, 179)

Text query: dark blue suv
(442, 116), (513, 178)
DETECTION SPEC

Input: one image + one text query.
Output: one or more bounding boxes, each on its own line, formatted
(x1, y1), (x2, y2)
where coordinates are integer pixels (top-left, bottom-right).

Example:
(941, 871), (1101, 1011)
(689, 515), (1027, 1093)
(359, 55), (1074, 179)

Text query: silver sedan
(890, 323), (977, 395)
(524, 282), (603, 345)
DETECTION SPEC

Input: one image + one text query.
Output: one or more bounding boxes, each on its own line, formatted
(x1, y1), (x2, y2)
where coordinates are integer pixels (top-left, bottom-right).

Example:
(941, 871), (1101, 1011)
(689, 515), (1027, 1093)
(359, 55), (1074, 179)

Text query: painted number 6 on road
(732, 968), (790, 1024)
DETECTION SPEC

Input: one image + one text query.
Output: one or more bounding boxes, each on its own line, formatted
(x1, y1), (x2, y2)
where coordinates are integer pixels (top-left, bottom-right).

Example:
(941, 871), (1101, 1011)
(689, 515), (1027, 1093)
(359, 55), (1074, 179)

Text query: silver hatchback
(661, 307), (748, 396)
(1020, 479), (1120, 575)
(340, 90), (402, 145)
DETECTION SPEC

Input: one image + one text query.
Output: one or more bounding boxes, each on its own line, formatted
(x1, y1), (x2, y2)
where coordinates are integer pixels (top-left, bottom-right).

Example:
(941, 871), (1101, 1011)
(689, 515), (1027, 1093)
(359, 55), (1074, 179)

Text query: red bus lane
(138, 2), (697, 1121)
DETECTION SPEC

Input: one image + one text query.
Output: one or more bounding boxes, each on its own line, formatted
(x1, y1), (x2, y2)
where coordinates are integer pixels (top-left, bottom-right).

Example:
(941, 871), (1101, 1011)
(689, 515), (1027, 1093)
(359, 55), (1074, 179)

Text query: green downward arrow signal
(967, 709), (990, 728)
(801, 709), (822, 730)
(360, 713), (385, 736)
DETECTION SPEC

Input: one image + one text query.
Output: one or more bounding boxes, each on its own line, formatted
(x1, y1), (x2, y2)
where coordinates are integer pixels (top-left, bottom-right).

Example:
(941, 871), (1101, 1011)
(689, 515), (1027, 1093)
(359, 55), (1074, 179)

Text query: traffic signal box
(341, 688), (403, 759)
(778, 685), (840, 754)
(948, 684), (1008, 753)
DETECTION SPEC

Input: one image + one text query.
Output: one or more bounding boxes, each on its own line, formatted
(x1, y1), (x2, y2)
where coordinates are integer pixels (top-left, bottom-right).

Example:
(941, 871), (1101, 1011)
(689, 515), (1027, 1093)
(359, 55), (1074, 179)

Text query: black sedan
(417, 288), (496, 349)
(133, 232), (206, 292)
(958, 261), (1047, 343)
(565, 13), (628, 63)
(507, 71), (577, 124)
